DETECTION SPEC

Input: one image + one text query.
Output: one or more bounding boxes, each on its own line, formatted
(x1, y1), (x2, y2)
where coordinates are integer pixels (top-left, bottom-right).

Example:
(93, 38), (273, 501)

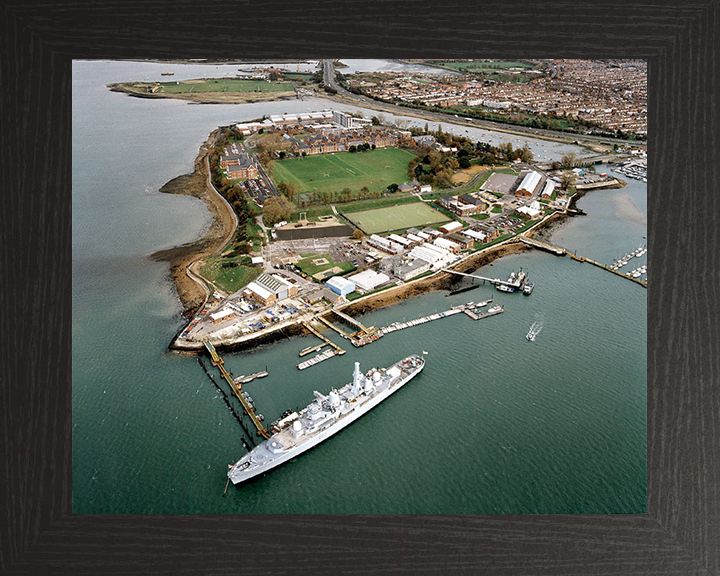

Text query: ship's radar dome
(372, 371), (381, 383)
(328, 390), (340, 406)
(292, 420), (302, 431)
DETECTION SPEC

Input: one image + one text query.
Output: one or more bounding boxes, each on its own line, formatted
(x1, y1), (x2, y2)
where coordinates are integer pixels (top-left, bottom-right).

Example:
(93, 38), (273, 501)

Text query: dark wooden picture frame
(2, 1), (718, 573)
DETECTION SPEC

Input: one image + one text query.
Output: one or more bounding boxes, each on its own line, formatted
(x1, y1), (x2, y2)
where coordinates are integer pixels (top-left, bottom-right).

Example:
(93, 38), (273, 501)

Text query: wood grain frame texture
(1, 0), (718, 574)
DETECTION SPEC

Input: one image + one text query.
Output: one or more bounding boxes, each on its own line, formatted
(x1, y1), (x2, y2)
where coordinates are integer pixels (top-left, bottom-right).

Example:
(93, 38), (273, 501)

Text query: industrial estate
(111, 59), (648, 482)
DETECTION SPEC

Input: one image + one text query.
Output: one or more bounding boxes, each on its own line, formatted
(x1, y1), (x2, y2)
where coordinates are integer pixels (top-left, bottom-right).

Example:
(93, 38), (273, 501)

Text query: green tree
(262, 195), (293, 226)
(559, 171), (576, 190)
(516, 143), (534, 163)
(499, 141), (517, 160)
(458, 156), (471, 169)
(560, 152), (578, 168)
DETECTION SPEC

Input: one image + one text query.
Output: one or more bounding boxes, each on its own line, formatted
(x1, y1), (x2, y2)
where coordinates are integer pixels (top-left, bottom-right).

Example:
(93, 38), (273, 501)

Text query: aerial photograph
(72, 58), (647, 514)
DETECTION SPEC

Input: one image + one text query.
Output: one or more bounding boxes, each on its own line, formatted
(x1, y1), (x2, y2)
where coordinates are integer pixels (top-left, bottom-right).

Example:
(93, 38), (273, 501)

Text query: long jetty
(378, 300), (496, 336)
(507, 237), (648, 289)
(204, 342), (271, 439)
(566, 252), (647, 287)
(440, 269), (517, 289)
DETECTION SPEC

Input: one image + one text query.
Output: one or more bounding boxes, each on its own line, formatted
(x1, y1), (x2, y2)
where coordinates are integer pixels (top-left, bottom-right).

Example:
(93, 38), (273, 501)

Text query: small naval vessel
(228, 355), (425, 485)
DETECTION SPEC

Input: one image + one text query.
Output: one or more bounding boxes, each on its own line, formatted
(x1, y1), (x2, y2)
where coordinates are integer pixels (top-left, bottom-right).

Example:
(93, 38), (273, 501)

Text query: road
(321, 60), (645, 150)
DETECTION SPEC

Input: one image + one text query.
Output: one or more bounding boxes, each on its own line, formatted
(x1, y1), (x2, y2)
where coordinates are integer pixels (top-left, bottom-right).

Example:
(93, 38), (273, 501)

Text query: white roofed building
(540, 180), (558, 199)
(434, 237), (462, 252)
(350, 269), (391, 292)
(209, 308), (235, 325)
(515, 171), (543, 197)
(326, 276), (355, 296)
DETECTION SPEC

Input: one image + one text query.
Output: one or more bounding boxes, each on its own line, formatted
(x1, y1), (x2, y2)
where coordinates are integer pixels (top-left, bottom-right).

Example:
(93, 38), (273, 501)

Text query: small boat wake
(526, 319), (543, 342)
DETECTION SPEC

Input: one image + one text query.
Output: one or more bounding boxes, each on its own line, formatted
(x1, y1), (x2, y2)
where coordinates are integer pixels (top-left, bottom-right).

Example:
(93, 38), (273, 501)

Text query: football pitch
(343, 202), (449, 234)
(270, 148), (416, 194)
(159, 79), (293, 93)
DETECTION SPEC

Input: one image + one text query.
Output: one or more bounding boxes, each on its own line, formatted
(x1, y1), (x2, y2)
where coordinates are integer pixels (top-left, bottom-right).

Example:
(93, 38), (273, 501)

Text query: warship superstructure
(228, 355), (425, 485)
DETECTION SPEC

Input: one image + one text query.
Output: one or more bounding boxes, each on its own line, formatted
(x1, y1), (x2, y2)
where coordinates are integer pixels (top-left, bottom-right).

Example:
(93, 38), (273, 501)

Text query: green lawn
(343, 202), (449, 234)
(159, 78), (294, 94)
(200, 259), (262, 294)
(295, 253), (356, 280)
(289, 195), (431, 223)
(270, 148), (416, 195)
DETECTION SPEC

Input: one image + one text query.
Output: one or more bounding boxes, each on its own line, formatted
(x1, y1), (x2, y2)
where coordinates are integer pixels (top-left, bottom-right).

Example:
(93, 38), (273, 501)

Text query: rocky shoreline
(150, 128), (237, 318)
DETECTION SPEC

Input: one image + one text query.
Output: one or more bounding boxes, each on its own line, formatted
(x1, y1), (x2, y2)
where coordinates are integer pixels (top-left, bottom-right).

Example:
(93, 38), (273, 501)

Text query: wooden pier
(301, 320), (346, 353)
(204, 342), (271, 439)
(315, 315), (353, 339)
(330, 308), (369, 333)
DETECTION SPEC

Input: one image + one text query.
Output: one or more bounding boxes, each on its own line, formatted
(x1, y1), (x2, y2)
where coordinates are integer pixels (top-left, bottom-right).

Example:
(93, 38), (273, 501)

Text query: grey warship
(228, 355), (425, 485)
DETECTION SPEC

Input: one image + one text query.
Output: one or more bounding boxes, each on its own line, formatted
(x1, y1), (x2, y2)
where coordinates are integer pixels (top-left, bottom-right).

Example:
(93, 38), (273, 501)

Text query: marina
(609, 246), (647, 271)
(297, 348), (339, 370)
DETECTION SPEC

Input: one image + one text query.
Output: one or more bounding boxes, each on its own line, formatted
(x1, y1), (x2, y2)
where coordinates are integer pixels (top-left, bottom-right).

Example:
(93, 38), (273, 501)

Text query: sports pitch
(159, 78), (293, 94)
(270, 148), (416, 194)
(343, 202), (449, 234)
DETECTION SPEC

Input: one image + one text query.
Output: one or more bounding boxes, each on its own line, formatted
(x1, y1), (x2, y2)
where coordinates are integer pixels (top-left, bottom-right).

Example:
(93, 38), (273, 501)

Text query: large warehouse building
(243, 273), (299, 306)
(349, 269), (391, 293)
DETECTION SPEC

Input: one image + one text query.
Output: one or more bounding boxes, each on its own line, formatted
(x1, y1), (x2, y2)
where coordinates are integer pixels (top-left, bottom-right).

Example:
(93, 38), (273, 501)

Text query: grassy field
(344, 202), (449, 234)
(295, 253), (356, 280)
(289, 194), (434, 222)
(270, 148), (416, 195)
(159, 78), (294, 94)
(200, 259), (262, 294)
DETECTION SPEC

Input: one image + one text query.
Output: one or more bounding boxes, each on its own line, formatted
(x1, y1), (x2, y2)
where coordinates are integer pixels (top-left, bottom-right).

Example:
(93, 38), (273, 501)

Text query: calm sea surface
(72, 60), (646, 514)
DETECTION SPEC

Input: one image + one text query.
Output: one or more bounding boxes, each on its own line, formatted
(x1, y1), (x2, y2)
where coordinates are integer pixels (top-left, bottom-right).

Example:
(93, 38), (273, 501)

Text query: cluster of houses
(350, 59), (647, 136)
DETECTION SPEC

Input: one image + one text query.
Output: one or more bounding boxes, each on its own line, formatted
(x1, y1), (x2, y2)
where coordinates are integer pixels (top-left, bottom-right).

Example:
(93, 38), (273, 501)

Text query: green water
(72, 61), (646, 514)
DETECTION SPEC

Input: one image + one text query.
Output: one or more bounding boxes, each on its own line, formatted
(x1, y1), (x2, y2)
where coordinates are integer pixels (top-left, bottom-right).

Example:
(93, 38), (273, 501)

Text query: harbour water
(72, 60), (646, 514)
